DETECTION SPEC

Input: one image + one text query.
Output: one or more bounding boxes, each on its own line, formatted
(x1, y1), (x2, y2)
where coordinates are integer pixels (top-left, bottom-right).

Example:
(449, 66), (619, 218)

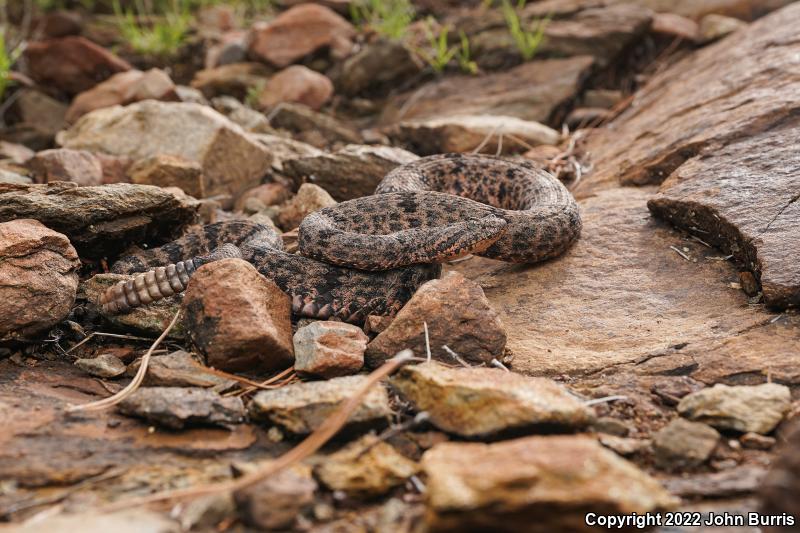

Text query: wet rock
(698, 13), (746, 43)
(247, 3), (355, 68)
(75, 353), (126, 378)
(449, 187), (770, 376)
(365, 272), (506, 367)
(391, 363), (593, 437)
(269, 103), (362, 145)
(422, 435), (677, 532)
(293, 321), (367, 378)
(275, 182), (336, 230)
(579, 3), (800, 191)
(653, 418), (720, 470)
(249, 374), (392, 434)
(651, 12), (700, 41)
(23, 36), (132, 95)
(315, 434), (420, 497)
(58, 101), (272, 201)
(383, 56), (593, 124)
(118, 386), (245, 429)
(128, 350), (234, 390)
(235, 182), (292, 212)
(191, 62), (273, 100)
(12, 509), (179, 533)
(258, 65), (334, 111)
(82, 273), (185, 338)
(740, 432), (776, 450)
(389, 115), (559, 156)
(0, 219), (79, 340)
(284, 144), (418, 201)
(235, 464), (317, 530)
(0, 182), (197, 258)
(0, 141), (34, 164)
(129, 154), (205, 199)
(27, 148), (103, 186)
(66, 68), (178, 123)
(337, 39), (422, 96)
(182, 258), (294, 373)
(678, 383), (791, 434)
(647, 122), (800, 309)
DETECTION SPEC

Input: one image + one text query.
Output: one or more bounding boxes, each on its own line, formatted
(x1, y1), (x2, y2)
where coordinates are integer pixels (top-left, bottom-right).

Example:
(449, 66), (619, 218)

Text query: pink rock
(258, 65), (334, 111)
(247, 3), (355, 68)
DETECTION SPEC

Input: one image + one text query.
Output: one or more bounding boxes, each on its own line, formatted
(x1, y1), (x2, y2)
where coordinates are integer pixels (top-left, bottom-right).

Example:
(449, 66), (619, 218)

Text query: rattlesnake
(101, 153), (581, 324)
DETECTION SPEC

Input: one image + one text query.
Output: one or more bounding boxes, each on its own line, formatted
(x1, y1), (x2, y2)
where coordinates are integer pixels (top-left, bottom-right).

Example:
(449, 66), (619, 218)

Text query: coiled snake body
(102, 154), (581, 324)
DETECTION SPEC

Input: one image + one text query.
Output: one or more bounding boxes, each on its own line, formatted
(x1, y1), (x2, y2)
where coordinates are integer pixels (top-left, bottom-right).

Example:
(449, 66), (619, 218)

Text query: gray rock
(57, 101), (272, 201)
(293, 321), (367, 378)
(391, 362), (594, 437)
(653, 418), (720, 470)
(249, 375), (392, 434)
(235, 464), (317, 530)
(337, 39), (422, 96)
(422, 435), (678, 531)
(118, 387), (245, 429)
(0, 182), (198, 259)
(283, 144), (418, 201)
(678, 383), (791, 434)
(268, 103), (361, 145)
(128, 350), (235, 390)
(75, 353), (126, 378)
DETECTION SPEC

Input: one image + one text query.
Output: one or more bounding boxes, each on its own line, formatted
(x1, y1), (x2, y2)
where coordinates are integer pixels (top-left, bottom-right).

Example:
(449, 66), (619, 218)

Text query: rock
(677, 383), (791, 434)
(82, 273), (185, 339)
(211, 96), (276, 134)
(0, 182), (197, 259)
(23, 36), (132, 95)
(740, 432), (776, 450)
(283, 144), (418, 201)
(205, 30), (248, 68)
(391, 363), (593, 437)
(12, 509), (179, 533)
(182, 258), (294, 373)
(268, 103), (362, 145)
(234, 183), (292, 212)
(336, 39), (422, 96)
(258, 65), (334, 111)
(664, 465), (767, 499)
(66, 68), (178, 123)
(74, 353), (126, 378)
(249, 374), (392, 434)
(647, 121), (800, 309)
(632, 0), (789, 20)
(275, 182), (336, 230)
(174, 494), (236, 532)
(129, 154), (205, 198)
(128, 350), (235, 390)
(40, 10), (83, 38)
(247, 3), (355, 68)
(251, 132), (325, 171)
(581, 89), (623, 109)
(10, 89), (68, 145)
(315, 434), (419, 497)
(653, 418), (720, 470)
(0, 220), (79, 340)
(388, 115), (560, 156)
(698, 13), (747, 43)
(57, 101), (272, 201)
(118, 386), (245, 429)
(190, 62), (273, 100)
(365, 272), (506, 367)
(651, 12), (700, 41)
(0, 141), (34, 164)
(650, 376), (705, 406)
(760, 422), (800, 523)
(449, 187), (772, 376)
(0, 169), (31, 184)
(592, 416), (631, 437)
(564, 107), (612, 130)
(95, 153), (133, 184)
(235, 464), (317, 530)
(174, 85), (208, 105)
(422, 435), (677, 532)
(26, 148), (103, 186)
(293, 321), (366, 378)
(382, 56), (594, 124)
(598, 435), (651, 456)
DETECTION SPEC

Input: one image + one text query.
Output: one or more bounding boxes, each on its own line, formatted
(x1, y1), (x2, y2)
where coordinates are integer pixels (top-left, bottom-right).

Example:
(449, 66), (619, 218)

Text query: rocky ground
(0, 0), (798, 531)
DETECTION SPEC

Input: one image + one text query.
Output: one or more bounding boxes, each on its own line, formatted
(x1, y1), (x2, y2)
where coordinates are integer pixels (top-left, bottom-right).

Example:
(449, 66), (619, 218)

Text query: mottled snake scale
(101, 154), (582, 324)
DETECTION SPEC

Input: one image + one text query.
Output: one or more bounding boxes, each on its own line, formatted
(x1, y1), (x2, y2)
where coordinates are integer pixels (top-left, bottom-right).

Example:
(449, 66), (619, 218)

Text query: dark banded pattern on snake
(101, 153), (581, 324)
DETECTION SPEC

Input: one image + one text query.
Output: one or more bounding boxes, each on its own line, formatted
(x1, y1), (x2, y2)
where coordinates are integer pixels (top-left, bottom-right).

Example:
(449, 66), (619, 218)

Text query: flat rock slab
(118, 387), (245, 430)
(390, 362), (594, 437)
(0, 182), (198, 258)
(381, 56), (594, 124)
(422, 435), (677, 532)
(450, 187), (771, 376)
(648, 122), (800, 308)
(579, 3), (800, 193)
